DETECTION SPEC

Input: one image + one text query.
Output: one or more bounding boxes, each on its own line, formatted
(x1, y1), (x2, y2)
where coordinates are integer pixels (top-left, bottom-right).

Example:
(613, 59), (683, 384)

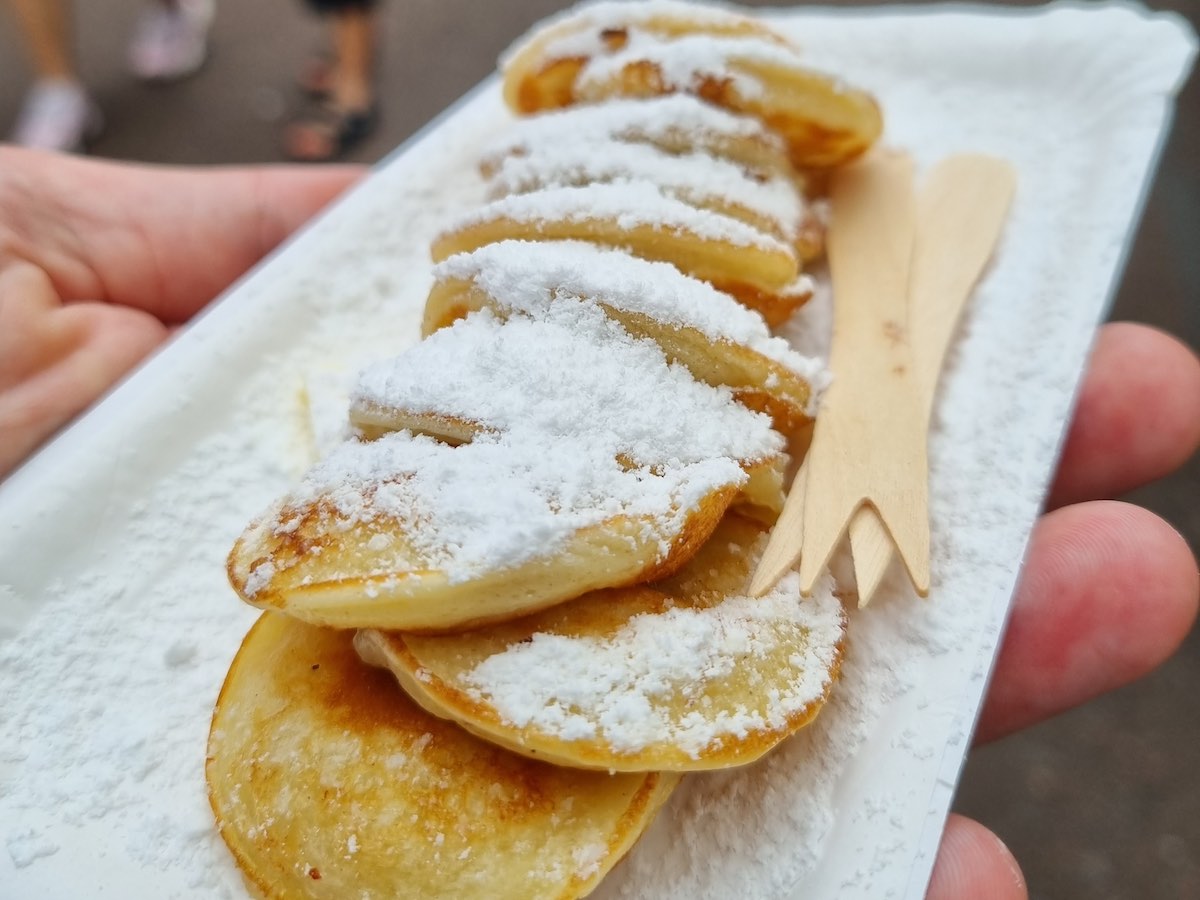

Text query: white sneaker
(128, 0), (215, 81)
(9, 80), (103, 152)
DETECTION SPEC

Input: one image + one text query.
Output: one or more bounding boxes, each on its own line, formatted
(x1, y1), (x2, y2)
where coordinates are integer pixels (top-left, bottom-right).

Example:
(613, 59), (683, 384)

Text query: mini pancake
(430, 182), (809, 326)
(358, 514), (846, 772)
(424, 241), (828, 433)
(501, 0), (793, 113)
(207, 613), (677, 900)
(348, 306), (787, 517)
(483, 141), (823, 260)
(227, 429), (742, 632)
(478, 95), (793, 179)
(500, 0), (882, 168)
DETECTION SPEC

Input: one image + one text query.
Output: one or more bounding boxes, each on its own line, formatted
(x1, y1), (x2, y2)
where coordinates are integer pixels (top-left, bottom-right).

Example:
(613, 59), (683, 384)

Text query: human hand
(0, 146), (363, 478)
(926, 323), (1200, 898)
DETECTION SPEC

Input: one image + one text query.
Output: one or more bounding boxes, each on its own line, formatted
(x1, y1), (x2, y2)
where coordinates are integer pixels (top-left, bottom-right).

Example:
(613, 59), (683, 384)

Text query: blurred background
(1, 1), (1195, 897)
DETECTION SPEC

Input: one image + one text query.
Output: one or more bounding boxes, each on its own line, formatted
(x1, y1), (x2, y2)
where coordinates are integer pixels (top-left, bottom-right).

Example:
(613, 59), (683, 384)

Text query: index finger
(1047, 322), (1200, 508)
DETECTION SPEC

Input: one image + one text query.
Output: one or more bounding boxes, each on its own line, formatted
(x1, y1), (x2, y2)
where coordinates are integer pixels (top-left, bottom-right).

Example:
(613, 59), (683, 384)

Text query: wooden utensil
(749, 153), (1016, 602)
(850, 154), (1017, 605)
(749, 150), (924, 597)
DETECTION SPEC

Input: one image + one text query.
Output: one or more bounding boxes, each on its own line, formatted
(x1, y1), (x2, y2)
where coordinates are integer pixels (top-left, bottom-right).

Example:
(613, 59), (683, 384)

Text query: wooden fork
(749, 152), (1016, 602)
(848, 154), (1017, 604)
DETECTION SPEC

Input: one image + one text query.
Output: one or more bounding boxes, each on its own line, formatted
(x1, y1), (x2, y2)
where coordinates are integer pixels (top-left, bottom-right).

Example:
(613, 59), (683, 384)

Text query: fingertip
(926, 814), (1027, 900)
(1050, 322), (1200, 507)
(979, 501), (1198, 742)
(1022, 502), (1198, 677)
(1105, 502), (1199, 658)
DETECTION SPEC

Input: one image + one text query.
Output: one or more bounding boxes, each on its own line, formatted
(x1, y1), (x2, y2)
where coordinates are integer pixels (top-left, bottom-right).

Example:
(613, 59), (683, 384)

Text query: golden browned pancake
(227, 429), (743, 632)
(477, 95), (794, 181)
(481, 140), (819, 258)
(358, 514), (846, 772)
(500, 0), (882, 168)
(207, 613), (677, 899)
(346, 305), (788, 519)
(502, 1), (793, 113)
(430, 182), (807, 327)
(422, 241), (827, 433)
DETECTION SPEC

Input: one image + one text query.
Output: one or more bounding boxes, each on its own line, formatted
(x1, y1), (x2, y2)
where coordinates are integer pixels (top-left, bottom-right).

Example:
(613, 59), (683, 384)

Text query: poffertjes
(357, 514), (845, 772)
(213, 1), (886, 895)
(229, 286), (788, 632)
(430, 182), (810, 326)
(500, 0), (883, 168)
(207, 613), (677, 900)
(349, 303), (788, 516)
(227, 430), (742, 632)
(483, 140), (824, 261)
(423, 240), (827, 432)
(478, 94), (793, 180)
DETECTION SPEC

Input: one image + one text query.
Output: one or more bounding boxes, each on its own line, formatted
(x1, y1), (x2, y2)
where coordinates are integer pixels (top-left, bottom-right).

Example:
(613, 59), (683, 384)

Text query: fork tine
(747, 462), (807, 597)
(848, 507), (892, 605)
(872, 484), (931, 597)
(796, 471), (862, 597)
(751, 151), (919, 600)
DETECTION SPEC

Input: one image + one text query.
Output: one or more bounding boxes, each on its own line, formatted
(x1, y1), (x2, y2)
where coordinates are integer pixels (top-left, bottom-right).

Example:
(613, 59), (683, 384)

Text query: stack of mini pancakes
(207, 3), (883, 897)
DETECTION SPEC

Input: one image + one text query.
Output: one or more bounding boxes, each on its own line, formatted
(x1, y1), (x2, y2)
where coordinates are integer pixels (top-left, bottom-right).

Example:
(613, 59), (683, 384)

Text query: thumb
(927, 814), (1027, 900)
(2, 147), (365, 322)
(87, 162), (367, 322)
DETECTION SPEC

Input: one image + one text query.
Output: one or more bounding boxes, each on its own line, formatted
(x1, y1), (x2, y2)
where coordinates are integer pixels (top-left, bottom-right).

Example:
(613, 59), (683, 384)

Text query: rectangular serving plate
(0, 3), (1194, 899)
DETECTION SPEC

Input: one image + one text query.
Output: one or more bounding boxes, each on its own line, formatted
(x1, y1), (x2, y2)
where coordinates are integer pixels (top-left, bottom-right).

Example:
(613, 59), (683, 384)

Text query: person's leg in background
(284, 0), (379, 161)
(127, 0), (215, 82)
(6, 0), (101, 150)
(6, 0), (214, 151)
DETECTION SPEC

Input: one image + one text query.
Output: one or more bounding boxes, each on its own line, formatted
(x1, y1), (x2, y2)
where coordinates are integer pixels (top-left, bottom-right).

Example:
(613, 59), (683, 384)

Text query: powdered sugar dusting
(479, 95), (783, 172)
(444, 181), (792, 254)
(486, 142), (804, 238)
(577, 32), (808, 102)
(265, 286), (778, 589)
(592, 577), (935, 898)
(572, 841), (608, 880)
(352, 302), (781, 467)
(433, 240), (825, 382)
(263, 429), (745, 587)
(458, 572), (843, 757)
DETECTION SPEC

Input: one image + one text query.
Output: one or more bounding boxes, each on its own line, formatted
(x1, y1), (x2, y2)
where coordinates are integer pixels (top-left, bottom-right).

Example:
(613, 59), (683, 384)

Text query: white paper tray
(0, 3), (1194, 898)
